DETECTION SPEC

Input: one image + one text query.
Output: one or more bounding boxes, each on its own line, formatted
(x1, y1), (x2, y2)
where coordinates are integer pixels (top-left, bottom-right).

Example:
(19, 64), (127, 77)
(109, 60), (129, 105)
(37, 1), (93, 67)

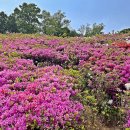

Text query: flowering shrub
(0, 34), (129, 129)
(0, 66), (83, 129)
(112, 41), (130, 48)
(126, 110), (130, 128)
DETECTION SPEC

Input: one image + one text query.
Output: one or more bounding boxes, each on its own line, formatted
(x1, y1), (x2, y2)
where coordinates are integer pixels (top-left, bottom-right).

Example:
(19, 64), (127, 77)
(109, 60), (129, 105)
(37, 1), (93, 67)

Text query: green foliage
(42, 10), (71, 36)
(13, 3), (41, 33)
(0, 43), (2, 49)
(0, 2), (104, 36)
(126, 128), (130, 130)
(78, 25), (87, 36)
(78, 23), (104, 37)
(0, 11), (8, 33)
(62, 69), (86, 90)
(119, 28), (130, 34)
(90, 23), (104, 36)
(9, 51), (20, 57)
(88, 72), (125, 126)
(7, 15), (18, 33)
(69, 30), (80, 37)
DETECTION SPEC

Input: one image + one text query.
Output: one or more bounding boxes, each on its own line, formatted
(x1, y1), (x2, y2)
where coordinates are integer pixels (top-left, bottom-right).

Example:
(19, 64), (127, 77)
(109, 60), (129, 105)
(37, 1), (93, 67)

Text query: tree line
(0, 2), (105, 36)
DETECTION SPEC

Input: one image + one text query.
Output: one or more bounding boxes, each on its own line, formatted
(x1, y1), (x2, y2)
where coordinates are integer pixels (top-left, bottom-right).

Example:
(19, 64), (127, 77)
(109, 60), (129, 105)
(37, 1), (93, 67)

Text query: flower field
(0, 34), (130, 129)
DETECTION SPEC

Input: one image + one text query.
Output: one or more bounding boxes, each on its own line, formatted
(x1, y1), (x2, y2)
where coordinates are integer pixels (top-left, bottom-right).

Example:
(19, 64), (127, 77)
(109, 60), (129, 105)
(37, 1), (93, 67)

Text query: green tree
(42, 10), (70, 36)
(119, 28), (130, 34)
(78, 25), (86, 36)
(91, 23), (104, 35)
(69, 29), (79, 37)
(13, 3), (41, 33)
(79, 23), (104, 37)
(0, 11), (8, 33)
(7, 15), (18, 33)
(85, 24), (92, 37)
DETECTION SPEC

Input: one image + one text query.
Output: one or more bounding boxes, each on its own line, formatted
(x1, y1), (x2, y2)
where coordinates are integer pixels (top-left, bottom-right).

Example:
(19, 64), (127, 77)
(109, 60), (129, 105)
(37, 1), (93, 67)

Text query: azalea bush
(0, 34), (129, 129)
(126, 110), (130, 128)
(0, 66), (84, 129)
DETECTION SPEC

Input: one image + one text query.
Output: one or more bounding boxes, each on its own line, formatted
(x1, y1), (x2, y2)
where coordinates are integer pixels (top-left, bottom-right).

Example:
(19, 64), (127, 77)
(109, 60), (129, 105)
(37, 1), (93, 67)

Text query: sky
(0, 0), (130, 33)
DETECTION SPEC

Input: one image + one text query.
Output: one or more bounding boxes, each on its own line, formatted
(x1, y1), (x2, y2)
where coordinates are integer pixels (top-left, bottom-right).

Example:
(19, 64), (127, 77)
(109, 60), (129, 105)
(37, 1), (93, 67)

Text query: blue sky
(0, 0), (130, 33)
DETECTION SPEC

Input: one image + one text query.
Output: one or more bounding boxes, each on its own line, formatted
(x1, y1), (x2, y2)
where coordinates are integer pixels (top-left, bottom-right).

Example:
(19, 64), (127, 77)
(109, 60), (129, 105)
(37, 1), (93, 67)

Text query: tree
(91, 23), (104, 35)
(69, 29), (79, 37)
(0, 11), (8, 33)
(42, 10), (56, 35)
(119, 28), (130, 34)
(78, 25), (86, 36)
(7, 15), (18, 33)
(42, 10), (71, 36)
(78, 23), (104, 37)
(13, 3), (41, 33)
(85, 24), (92, 37)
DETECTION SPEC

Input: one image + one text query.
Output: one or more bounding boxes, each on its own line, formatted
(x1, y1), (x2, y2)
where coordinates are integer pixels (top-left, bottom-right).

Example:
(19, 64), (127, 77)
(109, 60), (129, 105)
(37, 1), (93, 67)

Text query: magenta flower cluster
(0, 35), (129, 129)
(0, 65), (83, 129)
